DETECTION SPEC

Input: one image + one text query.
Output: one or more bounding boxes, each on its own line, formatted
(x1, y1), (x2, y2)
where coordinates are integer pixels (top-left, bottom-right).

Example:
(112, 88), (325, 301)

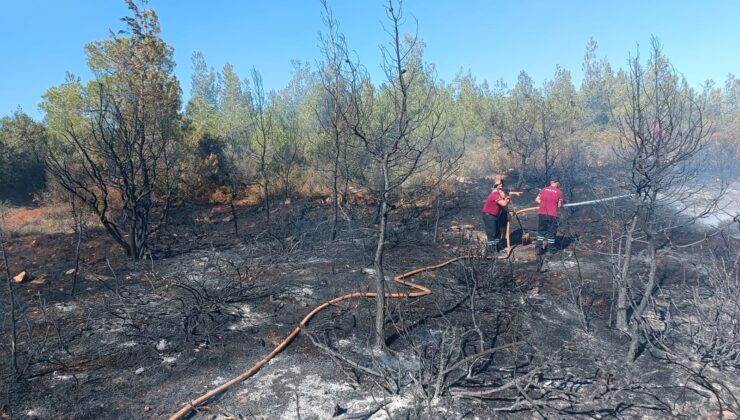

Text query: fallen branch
(449, 365), (543, 398)
(301, 326), (383, 378)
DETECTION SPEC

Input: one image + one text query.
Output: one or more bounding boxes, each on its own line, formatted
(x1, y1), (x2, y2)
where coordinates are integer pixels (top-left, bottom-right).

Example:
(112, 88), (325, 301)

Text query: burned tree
(42, 0), (180, 259)
(317, 0), (353, 241)
(344, 0), (444, 348)
(611, 38), (713, 361)
(249, 69), (274, 226)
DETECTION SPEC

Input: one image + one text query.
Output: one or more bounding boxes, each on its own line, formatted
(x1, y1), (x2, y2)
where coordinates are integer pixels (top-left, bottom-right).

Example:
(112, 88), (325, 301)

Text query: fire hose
(169, 255), (488, 419)
(170, 193), (630, 419)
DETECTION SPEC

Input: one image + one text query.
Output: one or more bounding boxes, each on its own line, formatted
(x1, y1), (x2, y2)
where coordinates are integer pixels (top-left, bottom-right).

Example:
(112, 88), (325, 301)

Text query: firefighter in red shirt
(535, 179), (563, 255)
(482, 180), (510, 253)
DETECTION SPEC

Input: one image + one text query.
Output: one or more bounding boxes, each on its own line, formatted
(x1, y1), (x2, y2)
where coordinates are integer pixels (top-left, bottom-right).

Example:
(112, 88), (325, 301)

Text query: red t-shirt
(538, 186), (563, 216)
(482, 191), (504, 216)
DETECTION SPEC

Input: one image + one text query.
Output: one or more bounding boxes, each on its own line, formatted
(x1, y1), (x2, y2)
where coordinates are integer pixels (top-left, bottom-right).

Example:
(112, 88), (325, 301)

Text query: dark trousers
(536, 214), (557, 253)
(482, 212), (501, 249)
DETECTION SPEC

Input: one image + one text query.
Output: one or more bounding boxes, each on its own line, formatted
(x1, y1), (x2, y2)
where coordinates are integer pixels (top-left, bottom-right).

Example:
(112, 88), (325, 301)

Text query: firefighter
(535, 179), (563, 255)
(482, 180), (509, 253)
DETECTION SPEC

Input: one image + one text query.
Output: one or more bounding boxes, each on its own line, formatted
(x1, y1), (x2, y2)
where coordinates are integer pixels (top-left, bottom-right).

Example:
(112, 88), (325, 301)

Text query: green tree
(701, 74), (740, 175)
(578, 38), (622, 165)
(182, 52), (222, 200)
(42, 0), (181, 259)
(443, 72), (487, 176)
(580, 38), (613, 127)
(215, 63), (251, 233)
(538, 65), (578, 183)
(271, 60), (313, 200)
(0, 109), (47, 201)
(187, 51), (220, 136)
(493, 70), (541, 188)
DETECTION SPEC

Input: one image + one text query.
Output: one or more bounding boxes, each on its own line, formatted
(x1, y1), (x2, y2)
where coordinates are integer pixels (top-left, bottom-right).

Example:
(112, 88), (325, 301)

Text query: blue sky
(1, 0), (738, 119)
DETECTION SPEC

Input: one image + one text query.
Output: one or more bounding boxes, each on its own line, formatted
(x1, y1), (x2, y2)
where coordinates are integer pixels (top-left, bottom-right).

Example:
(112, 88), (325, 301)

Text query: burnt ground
(1, 176), (738, 419)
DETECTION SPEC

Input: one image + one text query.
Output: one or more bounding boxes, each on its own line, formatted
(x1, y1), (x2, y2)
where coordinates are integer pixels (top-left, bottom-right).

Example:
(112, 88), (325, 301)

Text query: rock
(13, 272), (28, 283)
(30, 275), (47, 285)
(83, 273), (114, 282)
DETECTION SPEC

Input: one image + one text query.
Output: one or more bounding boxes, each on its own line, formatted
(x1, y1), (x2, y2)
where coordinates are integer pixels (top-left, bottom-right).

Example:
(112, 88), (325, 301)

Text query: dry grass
(1, 204), (74, 237)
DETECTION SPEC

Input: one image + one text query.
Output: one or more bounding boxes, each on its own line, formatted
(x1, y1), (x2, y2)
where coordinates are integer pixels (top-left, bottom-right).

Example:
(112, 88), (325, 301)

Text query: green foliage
(580, 38), (613, 127)
(269, 60), (316, 197)
(492, 70), (542, 186)
(216, 63), (252, 184)
(440, 72), (489, 176)
(0, 109), (47, 201)
(40, 74), (86, 150)
(537, 65), (578, 182)
(13, 0), (735, 222)
(41, 0), (181, 258)
(701, 74), (740, 174)
(187, 51), (220, 136)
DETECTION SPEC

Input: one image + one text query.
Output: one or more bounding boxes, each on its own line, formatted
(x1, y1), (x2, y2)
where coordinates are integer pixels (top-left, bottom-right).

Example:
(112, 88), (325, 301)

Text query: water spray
(563, 194), (631, 208)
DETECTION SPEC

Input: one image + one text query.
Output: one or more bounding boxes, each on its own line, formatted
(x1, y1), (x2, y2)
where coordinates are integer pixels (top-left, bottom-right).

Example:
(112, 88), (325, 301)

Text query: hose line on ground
(169, 193), (628, 419)
(169, 251), (512, 419)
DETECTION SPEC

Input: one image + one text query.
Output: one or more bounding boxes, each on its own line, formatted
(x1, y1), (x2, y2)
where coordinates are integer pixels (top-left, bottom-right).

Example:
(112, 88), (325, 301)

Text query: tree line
(2, 1), (735, 253)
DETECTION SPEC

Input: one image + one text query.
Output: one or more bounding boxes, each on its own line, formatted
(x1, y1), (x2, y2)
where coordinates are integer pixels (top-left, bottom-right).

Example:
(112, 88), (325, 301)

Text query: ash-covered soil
(1, 177), (738, 419)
